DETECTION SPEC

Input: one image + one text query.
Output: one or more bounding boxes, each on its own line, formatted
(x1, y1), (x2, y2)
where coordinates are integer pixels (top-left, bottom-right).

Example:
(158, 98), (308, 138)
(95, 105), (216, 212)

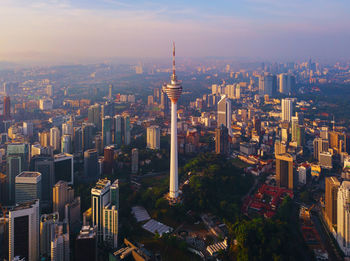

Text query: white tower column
(169, 101), (178, 198)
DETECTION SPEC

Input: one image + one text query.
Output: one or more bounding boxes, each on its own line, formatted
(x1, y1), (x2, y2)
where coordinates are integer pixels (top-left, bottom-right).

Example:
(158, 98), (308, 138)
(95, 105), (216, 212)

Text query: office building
(62, 122), (73, 136)
(32, 156), (54, 204)
(281, 98), (293, 122)
(73, 127), (83, 153)
(278, 73), (295, 95)
(82, 123), (94, 151)
(39, 131), (50, 148)
(61, 135), (72, 154)
(325, 177), (340, 230)
(3, 96), (11, 120)
(91, 179), (111, 238)
(147, 95), (154, 106)
(6, 156), (22, 205)
(131, 148), (138, 174)
(217, 95), (232, 136)
(319, 151), (333, 169)
(88, 104), (101, 130)
(259, 74), (276, 96)
(337, 181), (350, 256)
(276, 153), (294, 190)
(39, 99), (53, 110)
(22, 122), (33, 137)
(329, 131), (346, 154)
(51, 224), (70, 261)
(7, 143), (29, 171)
(146, 126), (160, 150)
(53, 181), (74, 221)
(103, 145), (116, 175)
(114, 115), (131, 147)
(54, 153), (73, 184)
(160, 89), (170, 114)
(75, 226), (97, 261)
(108, 84), (113, 100)
(47, 85), (53, 97)
(102, 116), (113, 147)
(215, 125), (229, 155)
(50, 127), (61, 151)
(15, 171), (41, 204)
(8, 200), (39, 261)
(101, 101), (114, 119)
(40, 213), (59, 257)
(313, 138), (329, 161)
(102, 205), (118, 248)
(110, 179), (119, 209)
(65, 197), (81, 233)
(84, 149), (99, 180)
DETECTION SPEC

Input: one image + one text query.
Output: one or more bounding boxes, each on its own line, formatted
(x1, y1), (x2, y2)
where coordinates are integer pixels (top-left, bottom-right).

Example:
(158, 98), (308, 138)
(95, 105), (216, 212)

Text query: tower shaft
(169, 101), (178, 198)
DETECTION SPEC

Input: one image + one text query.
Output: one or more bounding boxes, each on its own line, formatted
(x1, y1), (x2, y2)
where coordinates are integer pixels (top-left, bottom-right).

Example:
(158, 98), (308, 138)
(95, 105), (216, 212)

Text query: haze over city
(1, 0), (350, 64)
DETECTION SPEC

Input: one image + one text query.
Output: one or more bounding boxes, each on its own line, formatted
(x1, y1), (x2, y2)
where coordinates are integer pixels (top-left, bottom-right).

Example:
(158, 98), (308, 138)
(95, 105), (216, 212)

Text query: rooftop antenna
(172, 41), (177, 81)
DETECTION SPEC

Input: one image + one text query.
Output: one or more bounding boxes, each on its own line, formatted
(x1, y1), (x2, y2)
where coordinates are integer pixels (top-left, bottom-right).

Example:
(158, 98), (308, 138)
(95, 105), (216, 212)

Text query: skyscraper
(84, 149), (99, 180)
(102, 205), (118, 248)
(325, 177), (340, 230)
(276, 153), (294, 190)
(88, 104), (101, 130)
(278, 73), (295, 95)
(258, 74), (276, 96)
(146, 126), (160, 150)
(62, 122), (73, 136)
(217, 95), (232, 136)
(6, 156), (22, 204)
(281, 98), (293, 122)
(313, 137), (329, 161)
(61, 135), (72, 154)
(9, 200), (39, 261)
(54, 153), (74, 184)
(82, 123), (94, 151)
(39, 131), (50, 148)
(102, 116), (113, 147)
(50, 224), (70, 261)
(131, 148), (139, 174)
(108, 84), (113, 100)
(114, 115), (130, 147)
(75, 226), (97, 261)
(163, 43), (182, 200)
(15, 171), (42, 204)
(215, 125), (229, 155)
(337, 181), (350, 256)
(53, 180), (74, 221)
(50, 127), (61, 151)
(32, 155), (54, 204)
(73, 126), (83, 153)
(7, 143), (29, 171)
(3, 96), (11, 120)
(40, 213), (59, 257)
(91, 179), (111, 238)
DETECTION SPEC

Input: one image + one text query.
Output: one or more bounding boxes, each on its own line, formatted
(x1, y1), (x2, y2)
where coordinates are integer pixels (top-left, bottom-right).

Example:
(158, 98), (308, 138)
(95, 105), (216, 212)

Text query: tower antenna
(172, 41), (176, 81)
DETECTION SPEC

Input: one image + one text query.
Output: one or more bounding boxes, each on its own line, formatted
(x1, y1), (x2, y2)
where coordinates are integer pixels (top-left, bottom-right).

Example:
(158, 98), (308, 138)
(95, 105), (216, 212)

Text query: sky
(0, 0), (349, 64)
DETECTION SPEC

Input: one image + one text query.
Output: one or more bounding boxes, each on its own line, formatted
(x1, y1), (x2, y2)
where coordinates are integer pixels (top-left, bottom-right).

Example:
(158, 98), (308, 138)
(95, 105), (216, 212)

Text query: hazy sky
(1, 0), (349, 64)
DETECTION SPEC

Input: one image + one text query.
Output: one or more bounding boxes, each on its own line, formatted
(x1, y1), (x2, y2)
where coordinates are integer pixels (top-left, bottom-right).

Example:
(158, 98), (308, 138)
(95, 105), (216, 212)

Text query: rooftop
(17, 171), (41, 178)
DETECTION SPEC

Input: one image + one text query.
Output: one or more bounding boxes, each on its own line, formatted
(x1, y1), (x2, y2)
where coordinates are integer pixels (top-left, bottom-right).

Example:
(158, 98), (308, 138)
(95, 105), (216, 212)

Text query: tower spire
(172, 41), (176, 81)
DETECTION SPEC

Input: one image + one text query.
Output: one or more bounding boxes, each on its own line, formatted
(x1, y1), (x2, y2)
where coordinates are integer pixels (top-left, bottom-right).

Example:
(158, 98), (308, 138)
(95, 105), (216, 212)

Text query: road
(311, 211), (343, 261)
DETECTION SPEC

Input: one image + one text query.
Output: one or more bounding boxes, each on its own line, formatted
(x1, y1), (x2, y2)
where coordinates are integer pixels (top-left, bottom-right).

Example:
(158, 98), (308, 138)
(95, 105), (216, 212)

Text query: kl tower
(164, 42), (182, 200)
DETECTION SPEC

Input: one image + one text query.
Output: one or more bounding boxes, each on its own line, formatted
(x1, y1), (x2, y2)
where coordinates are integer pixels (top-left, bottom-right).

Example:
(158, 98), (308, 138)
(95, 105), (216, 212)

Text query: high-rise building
(15, 171), (42, 204)
(101, 101), (115, 119)
(146, 126), (160, 150)
(325, 177), (340, 230)
(274, 140), (287, 156)
(259, 74), (276, 96)
(54, 153), (74, 184)
(102, 205), (118, 248)
(108, 84), (113, 100)
(291, 116), (299, 142)
(114, 115), (131, 147)
(94, 134), (103, 155)
(50, 127), (61, 151)
(75, 226), (97, 261)
(7, 143), (29, 171)
(160, 89), (170, 114)
(103, 145), (116, 175)
(337, 181), (350, 256)
(62, 122), (73, 136)
(3, 96), (11, 120)
(102, 116), (113, 147)
(65, 196), (81, 233)
(313, 138), (329, 161)
(217, 95), (232, 136)
(147, 95), (154, 106)
(329, 131), (346, 154)
(110, 179), (119, 209)
(53, 181), (74, 222)
(276, 153), (294, 190)
(281, 98), (293, 122)
(39, 131), (50, 148)
(40, 213), (59, 257)
(215, 125), (229, 155)
(91, 179), (111, 238)
(50, 224), (70, 261)
(84, 149), (99, 180)
(163, 43), (182, 200)
(88, 104), (101, 130)
(131, 148), (138, 174)
(61, 135), (72, 154)
(32, 156), (54, 204)
(73, 127), (83, 153)
(6, 156), (22, 204)
(9, 200), (39, 261)
(278, 74), (295, 95)
(47, 85), (54, 97)
(82, 123), (94, 152)
(22, 122), (33, 137)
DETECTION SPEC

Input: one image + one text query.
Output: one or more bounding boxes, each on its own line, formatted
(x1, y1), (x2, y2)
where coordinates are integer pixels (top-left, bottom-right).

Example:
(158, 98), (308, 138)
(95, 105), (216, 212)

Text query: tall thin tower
(164, 42), (182, 199)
